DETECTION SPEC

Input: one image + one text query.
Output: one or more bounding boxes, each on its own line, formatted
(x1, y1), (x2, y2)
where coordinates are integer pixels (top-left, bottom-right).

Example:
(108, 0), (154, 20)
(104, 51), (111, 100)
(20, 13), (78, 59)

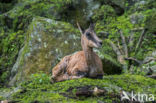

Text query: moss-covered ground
(0, 73), (155, 103)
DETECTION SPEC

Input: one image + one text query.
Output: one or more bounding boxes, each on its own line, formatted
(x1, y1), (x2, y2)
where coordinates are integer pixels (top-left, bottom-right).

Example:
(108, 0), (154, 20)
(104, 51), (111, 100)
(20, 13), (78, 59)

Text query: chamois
(51, 23), (104, 83)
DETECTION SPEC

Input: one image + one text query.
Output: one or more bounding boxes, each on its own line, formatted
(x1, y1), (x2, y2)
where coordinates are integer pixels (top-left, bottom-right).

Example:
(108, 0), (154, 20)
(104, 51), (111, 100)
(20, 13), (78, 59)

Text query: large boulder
(9, 17), (81, 86)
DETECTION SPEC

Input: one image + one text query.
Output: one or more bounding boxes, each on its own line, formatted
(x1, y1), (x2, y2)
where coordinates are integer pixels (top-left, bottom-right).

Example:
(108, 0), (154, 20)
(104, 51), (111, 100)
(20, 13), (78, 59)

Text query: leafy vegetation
(93, 2), (156, 74)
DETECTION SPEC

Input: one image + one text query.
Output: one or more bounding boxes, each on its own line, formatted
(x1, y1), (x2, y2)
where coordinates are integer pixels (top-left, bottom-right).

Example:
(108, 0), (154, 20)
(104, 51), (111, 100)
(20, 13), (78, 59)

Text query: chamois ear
(89, 23), (95, 30)
(77, 22), (84, 35)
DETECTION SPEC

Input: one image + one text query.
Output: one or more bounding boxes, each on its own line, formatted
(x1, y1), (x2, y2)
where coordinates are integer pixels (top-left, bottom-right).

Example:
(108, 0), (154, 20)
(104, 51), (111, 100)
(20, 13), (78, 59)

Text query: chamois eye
(86, 32), (92, 40)
(86, 32), (90, 36)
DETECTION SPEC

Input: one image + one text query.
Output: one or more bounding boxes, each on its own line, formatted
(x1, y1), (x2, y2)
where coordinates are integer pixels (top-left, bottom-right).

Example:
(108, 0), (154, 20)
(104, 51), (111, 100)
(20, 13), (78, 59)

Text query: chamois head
(77, 23), (103, 49)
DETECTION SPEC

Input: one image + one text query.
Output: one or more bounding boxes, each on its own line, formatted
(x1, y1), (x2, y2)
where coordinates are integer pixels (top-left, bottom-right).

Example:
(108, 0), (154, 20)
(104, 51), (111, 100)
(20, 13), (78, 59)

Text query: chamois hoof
(50, 76), (56, 84)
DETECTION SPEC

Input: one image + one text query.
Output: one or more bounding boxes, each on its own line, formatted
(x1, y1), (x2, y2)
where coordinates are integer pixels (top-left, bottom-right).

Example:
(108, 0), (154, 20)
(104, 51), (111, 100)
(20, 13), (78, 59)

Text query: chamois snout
(92, 32), (103, 48)
(97, 40), (103, 48)
(94, 38), (103, 48)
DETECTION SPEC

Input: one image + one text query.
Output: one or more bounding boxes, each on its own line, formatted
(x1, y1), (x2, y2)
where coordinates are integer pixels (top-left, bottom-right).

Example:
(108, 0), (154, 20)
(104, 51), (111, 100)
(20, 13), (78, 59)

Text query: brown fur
(51, 23), (104, 82)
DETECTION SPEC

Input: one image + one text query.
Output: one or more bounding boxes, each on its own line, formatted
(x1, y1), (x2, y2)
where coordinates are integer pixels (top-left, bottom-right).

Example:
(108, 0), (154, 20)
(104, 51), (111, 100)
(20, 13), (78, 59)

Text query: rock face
(9, 17), (81, 86)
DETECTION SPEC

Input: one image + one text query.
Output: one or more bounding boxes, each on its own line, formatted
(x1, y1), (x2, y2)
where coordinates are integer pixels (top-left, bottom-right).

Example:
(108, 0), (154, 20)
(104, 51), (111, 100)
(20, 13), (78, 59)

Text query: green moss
(4, 0), (75, 31)
(0, 30), (24, 85)
(0, 96), (4, 101)
(93, 2), (156, 74)
(92, 5), (116, 23)
(1, 73), (155, 103)
(0, 2), (15, 13)
(145, 9), (156, 34)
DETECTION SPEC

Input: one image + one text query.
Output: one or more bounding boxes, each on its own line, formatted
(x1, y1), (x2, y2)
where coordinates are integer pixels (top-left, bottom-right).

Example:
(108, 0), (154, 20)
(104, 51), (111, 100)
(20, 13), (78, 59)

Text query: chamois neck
(81, 42), (94, 65)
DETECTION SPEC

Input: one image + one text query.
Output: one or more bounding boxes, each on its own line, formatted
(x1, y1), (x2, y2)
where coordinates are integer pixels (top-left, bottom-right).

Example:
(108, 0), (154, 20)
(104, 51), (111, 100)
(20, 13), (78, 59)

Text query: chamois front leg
(54, 73), (86, 82)
(53, 70), (88, 82)
(66, 70), (88, 80)
(51, 56), (70, 83)
(51, 64), (63, 83)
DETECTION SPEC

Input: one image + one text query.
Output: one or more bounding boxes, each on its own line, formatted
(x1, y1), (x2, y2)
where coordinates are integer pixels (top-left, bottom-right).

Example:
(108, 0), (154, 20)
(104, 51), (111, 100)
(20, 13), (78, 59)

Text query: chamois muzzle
(97, 41), (103, 48)
(95, 40), (103, 48)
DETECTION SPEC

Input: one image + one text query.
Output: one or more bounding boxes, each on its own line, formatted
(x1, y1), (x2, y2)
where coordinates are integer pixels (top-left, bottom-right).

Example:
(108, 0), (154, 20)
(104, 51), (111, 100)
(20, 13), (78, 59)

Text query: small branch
(109, 40), (126, 64)
(119, 30), (128, 57)
(143, 58), (156, 64)
(131, 27), (144, 31)
(125, 57), (142, 64)
(117, 40), (124, 55)
(76, 87), (106, 97)
(76, 90), (92, 97)
(146, 67), (153, 75)
(128, 32), (134, 43)
(135, 29), (146, 53)
(128, 32), (134, 52)
(146, 75), (156, 79)
(109, 40), (122, 56)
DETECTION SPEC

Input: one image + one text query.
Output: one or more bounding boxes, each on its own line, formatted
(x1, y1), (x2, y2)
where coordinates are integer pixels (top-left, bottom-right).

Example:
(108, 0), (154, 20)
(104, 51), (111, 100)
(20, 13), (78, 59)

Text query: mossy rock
(0, 28), (24, 85)
(145, 10), (156, 34)
(0, 0), (102, 30)
(0, 0), (17, 14)
(9, 17), (81, 86)
(0, 0), (102, 86)
(1, 74), (156, 103)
